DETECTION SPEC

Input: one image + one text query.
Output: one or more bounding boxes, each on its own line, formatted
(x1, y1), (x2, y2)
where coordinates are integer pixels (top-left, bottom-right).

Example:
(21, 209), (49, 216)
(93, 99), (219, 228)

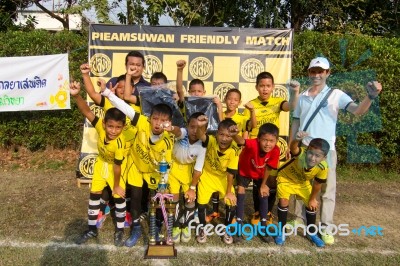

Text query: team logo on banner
(189, 57), (213, 80)
(143, 55), (162, 79)
(214, 83), (235, 102)
(79, 154), (98, 178)
(273, 85), (289, 100)
(241, 58), (264, 82)
(90, 53), (111, 76)
(90, 104), (105, 118)
(278, 137), (288, 160)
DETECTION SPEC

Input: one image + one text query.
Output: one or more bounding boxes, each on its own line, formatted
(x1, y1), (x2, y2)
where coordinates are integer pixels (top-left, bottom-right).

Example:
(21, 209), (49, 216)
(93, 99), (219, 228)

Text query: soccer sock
(277, 204), (288, 229)
(99, 187), (110, 213)
(305, 208), (317, 234)
(268, 188), (277, 213)
(114, 197), (126, 231)
(130, 185), (142, 227)
(183, 202), (196, 227)
(259, 194), (269, 226)
(141, 181), (150, 213)
(225, 205), (236, 225)
(125, 186), (131, 217)
(211, 192), (219, 213)
(236, 193), (246, 221)
(253, 182), (260, 213)
(197, 204), (208, 225)
(173, 201), (181, 227)
(88, 193), (101, 231)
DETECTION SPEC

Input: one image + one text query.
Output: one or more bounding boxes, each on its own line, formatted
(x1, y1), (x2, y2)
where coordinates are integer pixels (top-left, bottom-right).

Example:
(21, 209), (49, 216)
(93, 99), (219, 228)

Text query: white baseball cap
(308, 57), (330, 70)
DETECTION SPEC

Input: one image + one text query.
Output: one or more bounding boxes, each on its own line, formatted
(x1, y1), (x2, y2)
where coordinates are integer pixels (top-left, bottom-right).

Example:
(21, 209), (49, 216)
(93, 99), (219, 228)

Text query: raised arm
(290, 131), (308, 155)
(80, 63), (102, 105)
(176, 60), (186, 103)
(102, 88), (137, 121)
(346, 81), (382, 116)
(196, 115), (208, 142)
(244, 101), (257, 132)
(213, 96), (224, 122)
(70, 81), (95, 123)
(228, 124), (245, 145)
(123, 67), (138, 104)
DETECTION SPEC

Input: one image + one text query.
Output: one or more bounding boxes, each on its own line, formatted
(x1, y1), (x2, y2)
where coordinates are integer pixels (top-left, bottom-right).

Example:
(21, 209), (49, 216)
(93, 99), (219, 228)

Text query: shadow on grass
(39, 218), (110, 266)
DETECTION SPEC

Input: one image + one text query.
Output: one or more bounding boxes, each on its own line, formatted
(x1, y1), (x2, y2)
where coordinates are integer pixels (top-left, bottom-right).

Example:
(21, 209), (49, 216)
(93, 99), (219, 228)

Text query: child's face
(151, 78), (166, 87)
(115, 81), (125, 99)
(216, 127), (233, 151)
(150, 112), (171, 135)
(306, 147), (326, 168)
(258, 133), (278, 153)
(189, 84), (206, 96)
(187, 118), (202, 143)
(103, 119), (124, 141)
(256, 78), (274, 101)
(224, 92), (241, 111)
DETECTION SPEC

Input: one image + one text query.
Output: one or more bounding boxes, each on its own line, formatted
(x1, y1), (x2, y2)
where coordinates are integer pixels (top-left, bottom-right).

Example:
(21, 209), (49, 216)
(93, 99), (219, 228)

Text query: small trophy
(145, 151), (177, 259)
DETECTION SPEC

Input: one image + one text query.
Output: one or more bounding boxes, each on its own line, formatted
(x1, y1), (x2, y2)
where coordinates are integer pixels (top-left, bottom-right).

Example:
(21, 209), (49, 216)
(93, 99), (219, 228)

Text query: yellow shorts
(277, 181), (312, 205)
(197, 171), (235, 206)
(124, 159), (161, 190)
(91, 158), (126, 198)
(168, 161), (193, 194)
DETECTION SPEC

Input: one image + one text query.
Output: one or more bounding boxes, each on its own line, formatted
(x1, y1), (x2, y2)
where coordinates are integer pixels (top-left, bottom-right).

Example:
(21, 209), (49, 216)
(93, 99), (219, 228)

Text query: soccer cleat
(114, 230), (124, 247)
(205, 212), (220, 223)
(96, 211), (107, 229)
(320, 229), (335, 245)
(251, 211), (260, 225)
(222, 232), (233, 245)
(180, 227), (191, 243)
(274, 235), (285, 245)
(124, 212), (132, 228)
(125, 225), (142, 247)
(260, 233), (274, 244)
(172, 227), (182, 243)
(196, 229), (207, 243)
(307, 234), (325, 247)
(75, 229), (98, 245)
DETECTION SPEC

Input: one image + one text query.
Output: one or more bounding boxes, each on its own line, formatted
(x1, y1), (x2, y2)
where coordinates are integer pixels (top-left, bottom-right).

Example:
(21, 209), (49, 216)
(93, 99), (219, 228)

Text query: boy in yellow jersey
(243, 72), (299, 225)
(162, 112), (207, 243)
(195, 116), (239, 245)
(70, 82), (127, 247)
(101, 86), (174, 247)
(80, 63), (136, 228)
(275, 131), (329, 247)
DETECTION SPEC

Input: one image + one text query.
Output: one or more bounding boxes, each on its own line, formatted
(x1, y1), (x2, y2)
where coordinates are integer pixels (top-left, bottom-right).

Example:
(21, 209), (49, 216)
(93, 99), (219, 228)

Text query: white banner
(0, 54), (70, 112)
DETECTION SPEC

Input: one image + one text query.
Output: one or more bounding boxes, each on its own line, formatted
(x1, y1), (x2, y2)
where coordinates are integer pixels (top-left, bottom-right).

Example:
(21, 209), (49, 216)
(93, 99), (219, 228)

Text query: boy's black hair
(125, 51), (145, 66)
(308, 138), (330, 156)
(188, 112), (205, 123)
(256, 71), (274, 85)
(150, 103), (173, 120)
(104, 107), (126, 125)
(116, 74), (126, 83)
(188, 79), (205, 91)
(151, 72), (168, 83)
(218, 118), (237, 131)
(257, 123), (279, 139)
(225, 88), (241, 100)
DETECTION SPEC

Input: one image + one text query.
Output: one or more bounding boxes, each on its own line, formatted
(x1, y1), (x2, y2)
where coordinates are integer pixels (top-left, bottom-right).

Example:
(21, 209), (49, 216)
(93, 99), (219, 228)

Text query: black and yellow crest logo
(278, 137), (288, 161)
(214, 83), (236, 102)
(241, 58), (264, 82)
(89, 104), (105, 118)
(79, 154), (98, 179)
(90, 53), (111, 76)
(189, 57), (213, 80)
(143, 55), (162, 80)
(272, 85), (289, 100)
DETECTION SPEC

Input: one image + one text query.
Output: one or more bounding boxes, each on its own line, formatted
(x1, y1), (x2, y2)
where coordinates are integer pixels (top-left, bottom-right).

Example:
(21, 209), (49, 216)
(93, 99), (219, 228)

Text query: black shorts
(237, 175), (262, 189)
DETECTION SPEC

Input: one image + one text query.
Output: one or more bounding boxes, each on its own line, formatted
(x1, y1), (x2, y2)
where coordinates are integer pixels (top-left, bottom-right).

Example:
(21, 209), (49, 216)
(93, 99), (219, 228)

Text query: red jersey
(238, 138), (280, 180)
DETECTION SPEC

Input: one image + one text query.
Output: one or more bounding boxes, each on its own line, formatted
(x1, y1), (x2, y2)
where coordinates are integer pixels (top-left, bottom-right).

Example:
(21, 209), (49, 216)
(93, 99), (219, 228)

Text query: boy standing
(70, 82), (127, 247)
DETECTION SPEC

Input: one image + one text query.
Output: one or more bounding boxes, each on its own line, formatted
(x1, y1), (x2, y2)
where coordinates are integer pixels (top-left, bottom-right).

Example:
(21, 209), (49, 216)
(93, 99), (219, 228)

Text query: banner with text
(0, 54), (70, 112)
(77, 25), (293, 179)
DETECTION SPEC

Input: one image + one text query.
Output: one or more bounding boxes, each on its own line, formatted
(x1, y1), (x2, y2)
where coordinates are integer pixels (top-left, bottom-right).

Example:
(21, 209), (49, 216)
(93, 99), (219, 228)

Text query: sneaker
(260, 234), (274, 244)
(75, 229), (98, 245)
(196, 229), (207, 243)
(114, 230), (124, 247)
(320, 229), (335, 245)
(251, 211), (260, 225)
(205, 212), (220, 223)
(274, 235), (285, 245)
(222, 232), (233, 244)
(96, 211), (107, 229)
(125, 225), (142, 247)
(180, 227), (191, 243)
(307, 234), (325, 247)
(172, 227), (181, 243)
(124, 212), (132, 228)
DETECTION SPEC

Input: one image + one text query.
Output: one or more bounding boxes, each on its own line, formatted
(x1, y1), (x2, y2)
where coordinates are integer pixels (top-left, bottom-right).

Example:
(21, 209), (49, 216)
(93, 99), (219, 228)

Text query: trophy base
(144, 244), (177, 259)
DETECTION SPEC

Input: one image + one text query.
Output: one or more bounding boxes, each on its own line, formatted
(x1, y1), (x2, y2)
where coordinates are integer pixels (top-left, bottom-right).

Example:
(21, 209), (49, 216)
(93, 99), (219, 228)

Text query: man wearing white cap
(289, 57), (382, 245)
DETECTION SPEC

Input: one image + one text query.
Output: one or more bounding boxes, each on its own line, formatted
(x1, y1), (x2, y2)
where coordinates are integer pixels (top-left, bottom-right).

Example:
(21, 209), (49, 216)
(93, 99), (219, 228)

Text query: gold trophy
(145, 151), (177, 259)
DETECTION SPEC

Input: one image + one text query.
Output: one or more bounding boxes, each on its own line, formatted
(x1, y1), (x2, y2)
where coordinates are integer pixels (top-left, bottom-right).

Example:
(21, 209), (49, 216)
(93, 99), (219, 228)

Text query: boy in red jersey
(229, 122), (280, 243)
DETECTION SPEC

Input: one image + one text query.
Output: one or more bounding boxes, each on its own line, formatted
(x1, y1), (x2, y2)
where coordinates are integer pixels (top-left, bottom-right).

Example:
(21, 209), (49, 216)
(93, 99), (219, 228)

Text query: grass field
(0, 148), (399, 265)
